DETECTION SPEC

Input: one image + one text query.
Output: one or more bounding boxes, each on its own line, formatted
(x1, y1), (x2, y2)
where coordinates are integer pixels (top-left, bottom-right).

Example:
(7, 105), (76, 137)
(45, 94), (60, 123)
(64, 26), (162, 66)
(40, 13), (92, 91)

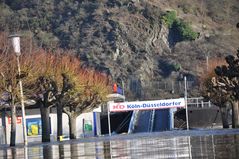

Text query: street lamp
(9, 34), (28, 146)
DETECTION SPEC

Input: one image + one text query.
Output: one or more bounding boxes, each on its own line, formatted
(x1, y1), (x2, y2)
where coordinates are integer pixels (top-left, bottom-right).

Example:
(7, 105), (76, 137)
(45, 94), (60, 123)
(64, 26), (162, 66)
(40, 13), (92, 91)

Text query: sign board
(109, 98), (185, 112)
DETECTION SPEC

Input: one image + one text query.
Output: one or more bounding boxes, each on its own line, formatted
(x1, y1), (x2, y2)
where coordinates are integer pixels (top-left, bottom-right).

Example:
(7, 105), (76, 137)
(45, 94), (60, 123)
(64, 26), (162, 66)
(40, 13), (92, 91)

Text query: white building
(0, 93), (125, 145)
(0, 106), (102, 145)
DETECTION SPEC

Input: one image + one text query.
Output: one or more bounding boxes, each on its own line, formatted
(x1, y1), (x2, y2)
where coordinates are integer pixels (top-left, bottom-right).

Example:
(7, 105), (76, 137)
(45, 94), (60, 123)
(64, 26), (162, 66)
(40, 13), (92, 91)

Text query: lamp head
(9, 34), (21, 56)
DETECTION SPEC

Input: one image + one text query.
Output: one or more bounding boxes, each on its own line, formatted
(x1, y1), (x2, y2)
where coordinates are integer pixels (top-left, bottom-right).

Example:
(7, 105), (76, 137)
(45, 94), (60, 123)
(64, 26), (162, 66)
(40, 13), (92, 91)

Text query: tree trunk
(232, 101), (239, 128)
(10, 105), (16, 146)
(40, 103), (51, 142)
(69, 115), (77, 139)
(220, 107), (229, 128)
(57, 102), (63, 140)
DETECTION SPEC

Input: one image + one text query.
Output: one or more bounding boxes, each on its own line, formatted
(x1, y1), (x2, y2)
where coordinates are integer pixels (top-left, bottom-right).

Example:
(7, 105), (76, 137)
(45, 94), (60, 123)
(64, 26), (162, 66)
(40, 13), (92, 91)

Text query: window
(26, 117), (51, 136)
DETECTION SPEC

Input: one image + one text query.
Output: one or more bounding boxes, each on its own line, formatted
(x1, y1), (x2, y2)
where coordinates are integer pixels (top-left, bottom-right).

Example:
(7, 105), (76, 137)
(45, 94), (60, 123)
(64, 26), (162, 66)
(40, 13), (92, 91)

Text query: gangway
(128, 109), (176, 133)
(127, 97), (213, 133)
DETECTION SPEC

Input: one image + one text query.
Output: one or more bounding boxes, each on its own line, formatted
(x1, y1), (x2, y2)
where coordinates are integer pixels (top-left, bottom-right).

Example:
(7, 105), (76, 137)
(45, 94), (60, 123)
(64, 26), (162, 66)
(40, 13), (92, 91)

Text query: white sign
(109, 98), (185, 112)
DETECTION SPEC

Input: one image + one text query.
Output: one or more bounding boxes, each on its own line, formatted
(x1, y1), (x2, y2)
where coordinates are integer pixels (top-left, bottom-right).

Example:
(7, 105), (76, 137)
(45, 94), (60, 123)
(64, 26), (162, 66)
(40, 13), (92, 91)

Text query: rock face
(2, 0), (239, 100)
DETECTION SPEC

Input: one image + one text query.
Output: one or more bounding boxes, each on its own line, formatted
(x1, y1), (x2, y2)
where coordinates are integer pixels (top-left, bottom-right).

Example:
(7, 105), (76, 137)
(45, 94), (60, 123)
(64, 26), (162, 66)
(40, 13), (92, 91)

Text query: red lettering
(8, 117), (22, 124)
(112, 103), (125, 110)
(8, 117), (11, 124)
(17, 117), (22, 124)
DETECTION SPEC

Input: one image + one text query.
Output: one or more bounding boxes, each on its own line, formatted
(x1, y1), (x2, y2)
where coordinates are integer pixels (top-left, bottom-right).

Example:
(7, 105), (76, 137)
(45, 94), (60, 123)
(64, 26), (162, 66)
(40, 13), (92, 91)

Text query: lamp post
(184, 76), (189, 130)
(9, 34), (28, 146)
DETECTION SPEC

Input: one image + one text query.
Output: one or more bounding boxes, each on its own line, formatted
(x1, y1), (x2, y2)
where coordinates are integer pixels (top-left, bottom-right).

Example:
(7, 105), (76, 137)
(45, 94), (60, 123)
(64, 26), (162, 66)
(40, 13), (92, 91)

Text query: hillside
(0, 0), (239, 100)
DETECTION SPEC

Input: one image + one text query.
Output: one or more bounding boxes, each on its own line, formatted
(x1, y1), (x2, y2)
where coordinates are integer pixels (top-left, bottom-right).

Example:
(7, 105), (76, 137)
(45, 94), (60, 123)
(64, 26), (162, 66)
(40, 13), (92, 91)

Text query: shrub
(162, 11), (177, 28)
(173, 20), (198, 41)
(173, 63), (181, 72)
(162, 10), (198, 41)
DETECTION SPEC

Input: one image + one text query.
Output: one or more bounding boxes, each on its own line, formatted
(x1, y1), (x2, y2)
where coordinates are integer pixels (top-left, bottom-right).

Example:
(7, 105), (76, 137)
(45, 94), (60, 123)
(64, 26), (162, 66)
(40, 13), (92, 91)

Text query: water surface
(1, 130), (239, 159)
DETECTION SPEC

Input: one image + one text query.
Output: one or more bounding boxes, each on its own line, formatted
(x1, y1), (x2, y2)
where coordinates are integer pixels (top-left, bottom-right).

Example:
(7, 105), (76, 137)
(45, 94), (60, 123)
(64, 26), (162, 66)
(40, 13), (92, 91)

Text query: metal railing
(187, 97), (212, 108)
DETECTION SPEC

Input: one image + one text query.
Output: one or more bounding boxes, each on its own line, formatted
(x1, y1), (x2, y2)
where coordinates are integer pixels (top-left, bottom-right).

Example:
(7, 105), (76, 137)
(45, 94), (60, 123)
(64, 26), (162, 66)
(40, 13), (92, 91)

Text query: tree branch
(63, 107), (71, 117)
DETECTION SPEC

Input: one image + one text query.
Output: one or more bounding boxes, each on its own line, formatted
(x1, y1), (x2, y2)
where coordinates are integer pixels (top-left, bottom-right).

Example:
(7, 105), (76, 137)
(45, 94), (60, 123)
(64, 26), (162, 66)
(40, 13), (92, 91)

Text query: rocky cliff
(1, 0), (239, 100)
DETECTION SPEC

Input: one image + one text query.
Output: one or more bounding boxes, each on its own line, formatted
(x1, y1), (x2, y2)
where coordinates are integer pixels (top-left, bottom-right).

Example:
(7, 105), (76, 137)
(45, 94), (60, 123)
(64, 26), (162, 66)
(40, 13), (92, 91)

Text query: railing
(148, 110), (155, 132)
(128, 110), (139, 134)
(187, 97), (212, 108)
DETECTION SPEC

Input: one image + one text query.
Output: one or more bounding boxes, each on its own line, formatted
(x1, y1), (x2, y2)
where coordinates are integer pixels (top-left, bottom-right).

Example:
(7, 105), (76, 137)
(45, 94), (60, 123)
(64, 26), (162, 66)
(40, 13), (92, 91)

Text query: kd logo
(113, 103), (125, 110)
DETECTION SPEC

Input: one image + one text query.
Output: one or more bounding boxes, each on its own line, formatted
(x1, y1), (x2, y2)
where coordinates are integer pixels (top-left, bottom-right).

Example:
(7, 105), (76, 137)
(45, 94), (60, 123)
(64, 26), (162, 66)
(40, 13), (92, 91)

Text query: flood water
(0, 130), (239, 159)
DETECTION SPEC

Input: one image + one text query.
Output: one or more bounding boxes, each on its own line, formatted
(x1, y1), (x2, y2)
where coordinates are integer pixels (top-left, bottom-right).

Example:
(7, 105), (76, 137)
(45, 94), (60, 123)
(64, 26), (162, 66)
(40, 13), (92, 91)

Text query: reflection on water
(0, 133), (239, 159)
(43, 145), (52, 159)
(103, 141), (111, 159)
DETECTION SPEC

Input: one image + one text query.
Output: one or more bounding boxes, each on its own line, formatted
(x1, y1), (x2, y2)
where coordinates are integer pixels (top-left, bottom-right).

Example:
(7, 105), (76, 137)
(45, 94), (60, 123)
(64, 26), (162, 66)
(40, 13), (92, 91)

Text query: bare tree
(209, 54), (239, 128)
(200, 57), (231, 128)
